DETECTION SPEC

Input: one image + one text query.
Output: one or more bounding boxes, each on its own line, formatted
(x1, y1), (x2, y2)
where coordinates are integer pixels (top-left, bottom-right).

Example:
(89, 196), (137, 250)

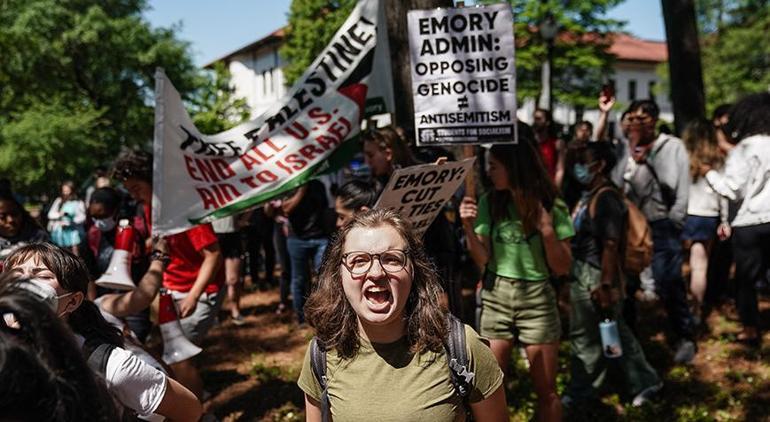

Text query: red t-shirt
(144, 205), (223, 294)
(539, 136), (558, 180)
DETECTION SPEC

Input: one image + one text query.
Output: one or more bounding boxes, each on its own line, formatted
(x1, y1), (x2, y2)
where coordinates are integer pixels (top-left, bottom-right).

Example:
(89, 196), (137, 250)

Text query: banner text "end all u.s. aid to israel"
(408, 4), (517, 146)
(151, 0), (393, 236)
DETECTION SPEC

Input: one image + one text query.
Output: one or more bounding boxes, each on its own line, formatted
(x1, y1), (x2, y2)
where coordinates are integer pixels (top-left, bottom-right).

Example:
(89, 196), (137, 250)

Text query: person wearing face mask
(84, 186), (153, 342)
(0, 280), (122, 421)
(623, 99), (697, 364)
(2, 242), (202, 421)
(563, 142), (662, 409)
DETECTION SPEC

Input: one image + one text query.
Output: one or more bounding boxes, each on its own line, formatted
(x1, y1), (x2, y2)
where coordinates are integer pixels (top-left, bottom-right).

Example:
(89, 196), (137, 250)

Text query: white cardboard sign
(374, 158), (475, 235)
(408, 4), (517, 146)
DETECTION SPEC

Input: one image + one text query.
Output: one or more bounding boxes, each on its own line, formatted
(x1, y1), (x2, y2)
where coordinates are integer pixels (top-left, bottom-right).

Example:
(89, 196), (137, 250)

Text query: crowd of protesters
(1, 90), (769, 421)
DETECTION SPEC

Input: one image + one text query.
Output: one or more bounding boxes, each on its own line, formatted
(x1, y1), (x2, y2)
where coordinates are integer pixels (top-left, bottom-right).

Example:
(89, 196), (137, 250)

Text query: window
(628, 80), (637, 101)
(262, 71), (268, 96)
(648, 81), (656, 102)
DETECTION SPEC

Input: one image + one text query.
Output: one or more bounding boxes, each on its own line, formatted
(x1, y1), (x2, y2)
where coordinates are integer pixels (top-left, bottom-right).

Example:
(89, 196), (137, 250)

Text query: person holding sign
(459, 123), (574, 422)
(334, 179), (378, 228)
(362, 126), (420, 188)
(363, 127), (461, 313)
(298, 209), (507, 421)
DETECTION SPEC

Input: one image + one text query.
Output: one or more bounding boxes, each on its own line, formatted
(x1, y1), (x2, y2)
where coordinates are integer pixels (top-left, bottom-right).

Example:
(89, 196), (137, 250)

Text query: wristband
(150, 250), (171, 267)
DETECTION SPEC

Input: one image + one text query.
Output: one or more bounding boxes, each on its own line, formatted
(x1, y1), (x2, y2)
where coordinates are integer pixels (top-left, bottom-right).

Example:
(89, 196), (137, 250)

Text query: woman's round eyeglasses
(341, 249), (409, 275)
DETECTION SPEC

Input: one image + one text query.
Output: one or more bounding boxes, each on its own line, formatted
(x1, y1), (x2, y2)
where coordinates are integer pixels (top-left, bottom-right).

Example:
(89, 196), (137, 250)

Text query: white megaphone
(95, 219), (136, 291)
(158, 289), (202, 364)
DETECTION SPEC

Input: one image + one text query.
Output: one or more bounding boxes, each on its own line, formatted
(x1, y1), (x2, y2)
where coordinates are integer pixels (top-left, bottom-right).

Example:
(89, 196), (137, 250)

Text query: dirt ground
(197, 284), (770, 421)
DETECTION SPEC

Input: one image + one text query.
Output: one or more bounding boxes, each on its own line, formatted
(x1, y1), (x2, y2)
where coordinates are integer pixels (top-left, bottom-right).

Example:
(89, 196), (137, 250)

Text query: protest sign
(375, 158), (474, 235)
(152, 0), (393, 236)
(408, 4), (516, 146)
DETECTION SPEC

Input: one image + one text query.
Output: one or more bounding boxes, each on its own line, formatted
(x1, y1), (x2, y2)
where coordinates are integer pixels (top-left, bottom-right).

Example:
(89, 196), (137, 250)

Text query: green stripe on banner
(189, 134), (361, 225)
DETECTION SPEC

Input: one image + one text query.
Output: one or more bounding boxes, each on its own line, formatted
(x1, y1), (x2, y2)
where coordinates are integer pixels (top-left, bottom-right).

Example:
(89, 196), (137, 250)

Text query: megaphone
(158, 289), (202, 364)
(95, 219), (136, 291)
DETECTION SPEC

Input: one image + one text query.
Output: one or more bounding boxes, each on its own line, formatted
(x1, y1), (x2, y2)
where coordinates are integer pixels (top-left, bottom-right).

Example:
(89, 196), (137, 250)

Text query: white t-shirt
(687, 175), (726, 219)
(211, 215), (236, 233)
(75, 334), (167, 418)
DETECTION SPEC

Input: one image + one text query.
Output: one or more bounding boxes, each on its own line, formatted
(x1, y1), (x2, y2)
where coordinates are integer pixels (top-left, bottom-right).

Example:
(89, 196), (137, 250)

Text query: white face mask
(15, 279), (73, 314)
(93, 217), (117, 232)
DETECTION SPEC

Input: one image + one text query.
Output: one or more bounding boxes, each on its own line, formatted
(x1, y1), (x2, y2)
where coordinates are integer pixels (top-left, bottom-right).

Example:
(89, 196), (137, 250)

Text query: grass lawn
(198, 286), (770, 421)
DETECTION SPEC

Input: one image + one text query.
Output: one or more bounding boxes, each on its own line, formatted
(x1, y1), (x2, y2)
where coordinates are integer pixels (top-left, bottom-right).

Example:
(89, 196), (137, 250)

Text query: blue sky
(145, 0), (665, 67)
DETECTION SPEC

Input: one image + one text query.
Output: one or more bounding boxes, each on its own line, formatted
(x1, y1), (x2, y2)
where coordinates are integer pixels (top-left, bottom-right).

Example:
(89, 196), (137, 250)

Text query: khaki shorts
(478, 274), (561, 344)
(170, 290), (224, 344)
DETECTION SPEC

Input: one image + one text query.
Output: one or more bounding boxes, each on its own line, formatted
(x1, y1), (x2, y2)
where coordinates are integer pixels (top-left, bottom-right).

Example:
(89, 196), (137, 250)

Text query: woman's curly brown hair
(304, 208), (448, 359)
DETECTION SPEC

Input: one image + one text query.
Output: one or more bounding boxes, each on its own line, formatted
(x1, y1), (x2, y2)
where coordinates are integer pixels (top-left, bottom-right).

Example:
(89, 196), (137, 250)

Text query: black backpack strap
(445, 314), (474, 404)
(310, 337), (330, 422)
(85, 341), (117, 377)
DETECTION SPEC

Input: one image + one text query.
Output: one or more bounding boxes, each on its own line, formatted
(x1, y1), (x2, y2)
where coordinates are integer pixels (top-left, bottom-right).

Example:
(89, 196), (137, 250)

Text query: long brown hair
(0, 278), (121, 421)
(683, 118), (724, 181)
(489, 122), (560, 235)
(304, 208), (447, 359)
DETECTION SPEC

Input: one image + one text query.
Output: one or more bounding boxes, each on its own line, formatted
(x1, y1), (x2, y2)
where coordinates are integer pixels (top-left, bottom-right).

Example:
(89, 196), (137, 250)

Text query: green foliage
(280, 0), (357, 86)
(190, 62), (251, 134)
(0, 101), (104, 193)
(482, 0), (625, 108)
(268, 402), (304, 422)
(696, 0), (769, 33)
(251, 359), (284, 383)
(0, 0), (200, 195)
(700, 7), (770, 113)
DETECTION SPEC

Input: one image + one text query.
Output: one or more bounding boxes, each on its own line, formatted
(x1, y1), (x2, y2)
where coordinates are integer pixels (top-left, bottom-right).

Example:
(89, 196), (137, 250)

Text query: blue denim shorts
(682, 215), (719, 242)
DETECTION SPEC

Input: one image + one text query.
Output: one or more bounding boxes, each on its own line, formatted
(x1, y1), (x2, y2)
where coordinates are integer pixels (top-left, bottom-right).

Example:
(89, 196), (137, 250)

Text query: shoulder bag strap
(445, 314), (474, 398)
(309, 337), (330, 422)
(86, 342), (116, 377)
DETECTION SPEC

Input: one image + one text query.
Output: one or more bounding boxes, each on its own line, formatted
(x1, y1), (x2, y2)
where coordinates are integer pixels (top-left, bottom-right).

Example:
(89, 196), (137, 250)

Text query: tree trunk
(661, 0), (705, 134)
(385, 0), (454, 136)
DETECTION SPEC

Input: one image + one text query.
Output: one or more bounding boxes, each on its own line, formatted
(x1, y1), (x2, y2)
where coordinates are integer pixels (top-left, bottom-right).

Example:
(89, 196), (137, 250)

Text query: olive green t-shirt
(474, 194), (575, 281)
(297, 324), (503, 422)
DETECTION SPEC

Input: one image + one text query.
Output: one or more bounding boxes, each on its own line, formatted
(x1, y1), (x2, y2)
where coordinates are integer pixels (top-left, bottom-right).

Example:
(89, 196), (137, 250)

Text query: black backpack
(309, 314), (475, 422)
(82, 338), (140, 421)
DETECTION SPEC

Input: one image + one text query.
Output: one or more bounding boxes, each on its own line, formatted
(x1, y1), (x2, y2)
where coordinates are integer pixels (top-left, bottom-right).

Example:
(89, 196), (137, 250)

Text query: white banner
(408, 4), (517, 146)
(152, 0), (394, 235)
(374, 158), (474, 236)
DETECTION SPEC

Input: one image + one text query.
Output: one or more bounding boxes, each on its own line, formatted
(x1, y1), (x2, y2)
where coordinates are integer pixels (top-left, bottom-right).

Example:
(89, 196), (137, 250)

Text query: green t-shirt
(297, 324), (503, 422)
(474, 194), (575, 281)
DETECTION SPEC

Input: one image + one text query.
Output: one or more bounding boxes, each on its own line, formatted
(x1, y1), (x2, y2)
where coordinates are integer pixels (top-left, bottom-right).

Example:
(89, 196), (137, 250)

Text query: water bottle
(599, 318), (623, 358)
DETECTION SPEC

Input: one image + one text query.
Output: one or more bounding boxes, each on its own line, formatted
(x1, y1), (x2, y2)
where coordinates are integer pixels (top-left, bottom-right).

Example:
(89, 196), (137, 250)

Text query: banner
(152, 0), (393, 235)
(374, 158), (474, 236)
(407, 4), (517, 146)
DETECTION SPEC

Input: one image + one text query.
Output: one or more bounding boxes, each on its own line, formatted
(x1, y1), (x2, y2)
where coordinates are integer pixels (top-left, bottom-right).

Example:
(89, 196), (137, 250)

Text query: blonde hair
(683, 118), (724, 181)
